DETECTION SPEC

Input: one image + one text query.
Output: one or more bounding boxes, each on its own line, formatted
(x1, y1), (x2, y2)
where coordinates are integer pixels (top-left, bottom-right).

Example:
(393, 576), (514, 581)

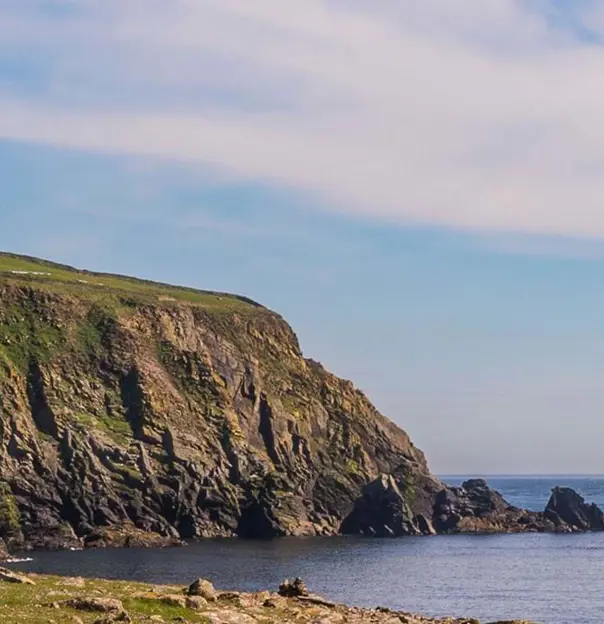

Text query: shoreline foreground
(0, 567), (533, 624)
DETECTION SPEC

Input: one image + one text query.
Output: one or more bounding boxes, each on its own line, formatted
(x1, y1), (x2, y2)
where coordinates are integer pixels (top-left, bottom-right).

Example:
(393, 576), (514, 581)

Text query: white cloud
(3, 1), (604, 237)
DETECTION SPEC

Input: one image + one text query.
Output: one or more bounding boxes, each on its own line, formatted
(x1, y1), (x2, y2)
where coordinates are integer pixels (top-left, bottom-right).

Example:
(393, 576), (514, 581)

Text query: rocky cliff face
(0, 254), (602, 552)
(0, 254), (442, 550)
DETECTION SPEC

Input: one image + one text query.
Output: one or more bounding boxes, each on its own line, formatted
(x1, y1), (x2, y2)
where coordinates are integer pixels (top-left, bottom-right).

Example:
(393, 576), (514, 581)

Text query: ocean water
(10, 476), (604, 624)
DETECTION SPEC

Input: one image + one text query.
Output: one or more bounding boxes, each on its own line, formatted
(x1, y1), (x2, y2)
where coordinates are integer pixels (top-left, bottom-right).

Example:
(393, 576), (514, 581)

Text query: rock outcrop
(545, 486), (604, 531)
(432, 478), (539, 534)
(428, 479), (604, 536)
(278, 577), (310, 598)
(341, 473), (428, 537)
(0, 566), (35, 585)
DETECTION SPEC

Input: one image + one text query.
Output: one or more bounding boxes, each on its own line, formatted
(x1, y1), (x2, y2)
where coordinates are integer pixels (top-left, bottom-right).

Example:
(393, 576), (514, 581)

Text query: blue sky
(2, 1), (604, 474)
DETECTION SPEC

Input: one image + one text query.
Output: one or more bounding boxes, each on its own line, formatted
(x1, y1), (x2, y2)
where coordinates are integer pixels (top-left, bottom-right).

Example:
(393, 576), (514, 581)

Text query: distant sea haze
(441, 475), (604, 511)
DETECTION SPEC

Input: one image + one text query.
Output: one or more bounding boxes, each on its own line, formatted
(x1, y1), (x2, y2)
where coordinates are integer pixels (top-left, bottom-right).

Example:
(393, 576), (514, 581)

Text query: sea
(9, 475), (604, 624)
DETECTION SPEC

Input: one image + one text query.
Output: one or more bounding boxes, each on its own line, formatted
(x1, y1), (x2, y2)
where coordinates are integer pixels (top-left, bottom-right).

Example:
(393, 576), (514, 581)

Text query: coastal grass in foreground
(0, 567), (535, 624)
(0, 574), (207, 623)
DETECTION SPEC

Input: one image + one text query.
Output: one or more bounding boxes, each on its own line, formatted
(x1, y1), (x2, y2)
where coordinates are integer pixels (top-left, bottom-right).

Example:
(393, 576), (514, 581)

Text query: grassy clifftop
(0, 252), (280, 383)
(0, 252), (261, 310)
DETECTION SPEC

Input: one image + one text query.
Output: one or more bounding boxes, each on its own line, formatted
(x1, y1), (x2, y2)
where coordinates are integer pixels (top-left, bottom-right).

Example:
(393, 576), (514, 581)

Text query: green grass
(75, 303), (119, 356)
(0, 575), (291, 624)
(71, 412), (132, 445)
(122, 597), (207, 621)
(0, 575), (210, 623)
(0, 483), (20, 538)
(0, 302), (65, 373)
(0, 252), (275, 376)
(346, 459), (362, 476)
(0, 252), (261, 311)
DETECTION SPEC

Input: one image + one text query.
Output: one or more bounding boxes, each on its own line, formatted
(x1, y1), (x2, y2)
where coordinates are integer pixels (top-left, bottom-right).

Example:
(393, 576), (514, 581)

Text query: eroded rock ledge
(0, 568), (535, 623)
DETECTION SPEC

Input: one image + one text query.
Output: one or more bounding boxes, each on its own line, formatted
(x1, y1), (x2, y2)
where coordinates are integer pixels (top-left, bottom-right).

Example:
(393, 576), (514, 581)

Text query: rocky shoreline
(0, 479), (602, 557)
(342, 478), (604, 538)
(0, 566), (535, 623)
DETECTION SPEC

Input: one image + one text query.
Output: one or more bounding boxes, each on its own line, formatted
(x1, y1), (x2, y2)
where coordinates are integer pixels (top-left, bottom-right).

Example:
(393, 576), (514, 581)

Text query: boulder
(63, 597), (124, 612)
(433, 480), (529, 533)
(187, 578), (218, 601)
(0, 567), (35, 584)
(278, 577), (310, 597)
(186, 595), (208, 610)
(545, 487), (604, 531)
(461, 479), (511, 515)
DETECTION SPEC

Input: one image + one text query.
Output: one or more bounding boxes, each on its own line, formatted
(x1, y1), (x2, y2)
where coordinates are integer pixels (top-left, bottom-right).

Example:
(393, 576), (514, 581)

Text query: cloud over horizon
(3, 1), (604, 238)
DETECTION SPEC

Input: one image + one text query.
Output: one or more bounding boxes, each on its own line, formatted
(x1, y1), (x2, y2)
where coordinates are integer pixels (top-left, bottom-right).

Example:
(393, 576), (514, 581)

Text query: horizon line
(439, 473), (604, 478)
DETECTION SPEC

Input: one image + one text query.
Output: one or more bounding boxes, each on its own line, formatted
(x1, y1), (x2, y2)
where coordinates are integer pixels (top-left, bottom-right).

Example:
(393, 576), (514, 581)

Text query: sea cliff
(0, 252), (440, 551)
(0, 252), (602, 553)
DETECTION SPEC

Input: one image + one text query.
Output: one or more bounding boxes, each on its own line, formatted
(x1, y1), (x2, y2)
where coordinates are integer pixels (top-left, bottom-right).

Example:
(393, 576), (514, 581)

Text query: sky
(2, 1), (604, 475)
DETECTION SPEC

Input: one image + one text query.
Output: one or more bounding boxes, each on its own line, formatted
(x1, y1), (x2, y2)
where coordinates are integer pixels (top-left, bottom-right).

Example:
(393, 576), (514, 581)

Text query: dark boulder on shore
(278, 577), (310, 598)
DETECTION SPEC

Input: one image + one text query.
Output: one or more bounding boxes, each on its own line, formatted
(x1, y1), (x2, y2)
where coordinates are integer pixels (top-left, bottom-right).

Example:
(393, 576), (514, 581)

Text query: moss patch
(0, 303), (64, 374)
(71, 411), (132, 445)
(0, 483), (20, 537)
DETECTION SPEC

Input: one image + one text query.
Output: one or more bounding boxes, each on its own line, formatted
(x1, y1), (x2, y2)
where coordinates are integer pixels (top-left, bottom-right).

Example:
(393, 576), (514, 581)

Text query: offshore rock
(431, 480), (604, 536)
(432, 479), (552, 534)
(433, 479), (522, 533)
(545, 486), (604, 531)
(83, 526), (184, 549)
